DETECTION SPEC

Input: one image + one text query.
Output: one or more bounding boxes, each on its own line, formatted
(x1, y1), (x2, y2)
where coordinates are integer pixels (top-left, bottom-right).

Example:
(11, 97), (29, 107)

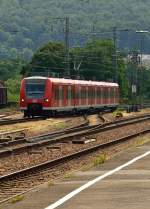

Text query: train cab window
(25, 79), (46, 99)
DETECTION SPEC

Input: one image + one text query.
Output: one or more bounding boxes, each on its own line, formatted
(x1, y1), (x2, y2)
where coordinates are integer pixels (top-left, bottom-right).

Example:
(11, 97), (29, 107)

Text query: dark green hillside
(0, 0), (150, 60)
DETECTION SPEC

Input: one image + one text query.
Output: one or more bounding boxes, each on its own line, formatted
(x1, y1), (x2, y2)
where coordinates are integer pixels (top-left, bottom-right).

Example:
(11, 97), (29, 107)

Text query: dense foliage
(24, 40), (129, 100)
(5, 75), (21, 102)
(0, 0), (150, 102)
(1, 0), (150, 60)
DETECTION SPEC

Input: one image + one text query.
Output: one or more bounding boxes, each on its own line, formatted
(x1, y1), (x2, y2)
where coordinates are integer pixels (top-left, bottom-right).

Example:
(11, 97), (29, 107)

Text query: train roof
(24, 76), (119, 87)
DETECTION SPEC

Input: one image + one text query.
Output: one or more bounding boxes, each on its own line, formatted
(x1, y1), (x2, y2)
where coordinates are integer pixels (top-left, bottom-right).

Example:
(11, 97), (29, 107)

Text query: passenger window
(55, 87), (59, 100)
(67, 87), (72, 100)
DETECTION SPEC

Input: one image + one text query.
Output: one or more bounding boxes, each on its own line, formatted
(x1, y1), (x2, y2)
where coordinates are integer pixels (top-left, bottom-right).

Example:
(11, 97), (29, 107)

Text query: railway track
(0, 116), (47, 126)
(0, 111), (101, 126)
(0, 125), (149, 203)
(0, 119), (90, 156)
(0, 114), (149, 158)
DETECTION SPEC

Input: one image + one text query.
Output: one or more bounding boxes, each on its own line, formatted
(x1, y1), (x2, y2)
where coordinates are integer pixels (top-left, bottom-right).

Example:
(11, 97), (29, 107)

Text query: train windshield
(25, 79), (46, 99)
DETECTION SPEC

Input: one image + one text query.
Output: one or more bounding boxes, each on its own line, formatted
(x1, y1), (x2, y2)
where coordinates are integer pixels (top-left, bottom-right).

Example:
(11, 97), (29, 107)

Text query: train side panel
(20, 77), (119, 116)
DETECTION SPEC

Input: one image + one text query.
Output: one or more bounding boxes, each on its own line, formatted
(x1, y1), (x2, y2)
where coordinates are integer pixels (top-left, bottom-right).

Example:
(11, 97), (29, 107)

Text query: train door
(67, 85), (71, 107)
(95, 87), (98, 106)
(98, 87), (101, 106)
(97, 87), (99, 106)
(86, 86), (88, 107)
(108, 87), (110, 104)
(99, 87), (102, 105)
(74, 84), (77, 107)
(71, 85), (75, 107)
(109, 87), (112, 104)
(87, 86), (90, 107)
(81, 86), (86, 106)
(114, 87), (116, 104)
(58, 85), (63, 107)
(78, 86), (81, 107)
(104, 87), (107, 104)
(61, 85), (65, 107)
(66, 85), (74, 107)
(63, 85), (67, 108)
(117, 87), (119, 103)
(101, 87), (104, 105)
(88, 86), (92, 106)
(53, 84), (59, 108)
(77, 85), (82, 108)
(83, 86), (87, 107)
(111, 87), (115, 104)
(115, 87), (119, 104)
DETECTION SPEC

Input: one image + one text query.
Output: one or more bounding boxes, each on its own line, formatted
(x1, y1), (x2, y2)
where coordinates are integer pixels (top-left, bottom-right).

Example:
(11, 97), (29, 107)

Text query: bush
(5, 76), (21, 102)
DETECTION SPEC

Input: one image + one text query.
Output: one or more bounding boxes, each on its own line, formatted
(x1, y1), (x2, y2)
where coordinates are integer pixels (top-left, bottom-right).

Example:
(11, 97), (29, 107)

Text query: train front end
(20, 77), (51, 117)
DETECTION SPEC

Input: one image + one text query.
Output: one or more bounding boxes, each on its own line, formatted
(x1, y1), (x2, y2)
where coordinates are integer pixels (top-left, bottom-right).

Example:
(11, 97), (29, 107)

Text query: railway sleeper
(46, 146), (61, 150)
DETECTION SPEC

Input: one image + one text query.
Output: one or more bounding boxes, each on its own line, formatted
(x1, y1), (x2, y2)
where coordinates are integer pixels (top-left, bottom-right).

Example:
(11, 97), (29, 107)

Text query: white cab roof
(24, 76), (118, 87)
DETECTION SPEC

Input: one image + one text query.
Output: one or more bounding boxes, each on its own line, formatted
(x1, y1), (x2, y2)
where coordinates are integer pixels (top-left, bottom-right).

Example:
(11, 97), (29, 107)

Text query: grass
(81, 164), (93, 172)
(113, 110), (123, 117)
(11, 195), (24, 203)
(47, 181), (55, 187)
(0, 105), (18, 114)
(93, 154), (107, 167)
(135, 136), (150, 147)
(55, 122), (66, 129)
(64, 172), (74, 179)
(7, 93), (19, 103)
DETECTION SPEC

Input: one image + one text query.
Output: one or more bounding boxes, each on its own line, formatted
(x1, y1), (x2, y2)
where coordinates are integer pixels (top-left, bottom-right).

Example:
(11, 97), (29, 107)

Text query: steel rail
(0, 127), (149, 203)
(0, 117), (46, 126)
(0, 120), (89, 151)
(0, 114), (149, 158)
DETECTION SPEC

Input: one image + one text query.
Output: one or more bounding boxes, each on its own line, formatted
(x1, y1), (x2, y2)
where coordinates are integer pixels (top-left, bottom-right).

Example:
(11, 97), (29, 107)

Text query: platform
(1, 140), (150, 209)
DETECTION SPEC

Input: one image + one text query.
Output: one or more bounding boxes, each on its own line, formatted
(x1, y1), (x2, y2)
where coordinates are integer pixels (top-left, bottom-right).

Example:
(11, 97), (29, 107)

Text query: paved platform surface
(1, 141), (150, 209)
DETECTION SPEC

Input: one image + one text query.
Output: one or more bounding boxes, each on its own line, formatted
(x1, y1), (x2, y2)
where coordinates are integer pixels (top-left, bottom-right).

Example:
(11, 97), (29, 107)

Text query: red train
(20, 76), (119, 117)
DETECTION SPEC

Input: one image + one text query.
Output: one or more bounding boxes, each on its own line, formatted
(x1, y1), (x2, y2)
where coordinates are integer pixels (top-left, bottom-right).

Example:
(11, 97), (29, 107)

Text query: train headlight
(45, 98), (49, 102)
(21, 99), (25, 102)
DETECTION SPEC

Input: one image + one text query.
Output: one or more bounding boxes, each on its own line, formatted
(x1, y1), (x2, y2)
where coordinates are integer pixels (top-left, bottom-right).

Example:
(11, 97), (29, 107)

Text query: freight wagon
(0, 81), (7, 106)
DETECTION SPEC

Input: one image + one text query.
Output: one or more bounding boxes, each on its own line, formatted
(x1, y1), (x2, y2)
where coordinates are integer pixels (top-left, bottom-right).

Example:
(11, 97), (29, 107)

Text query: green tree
(77, 40), (114, 81)
(0, 58), (26, 80)
(5, 75), (21, 102)
(22, 41), (66, 76)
